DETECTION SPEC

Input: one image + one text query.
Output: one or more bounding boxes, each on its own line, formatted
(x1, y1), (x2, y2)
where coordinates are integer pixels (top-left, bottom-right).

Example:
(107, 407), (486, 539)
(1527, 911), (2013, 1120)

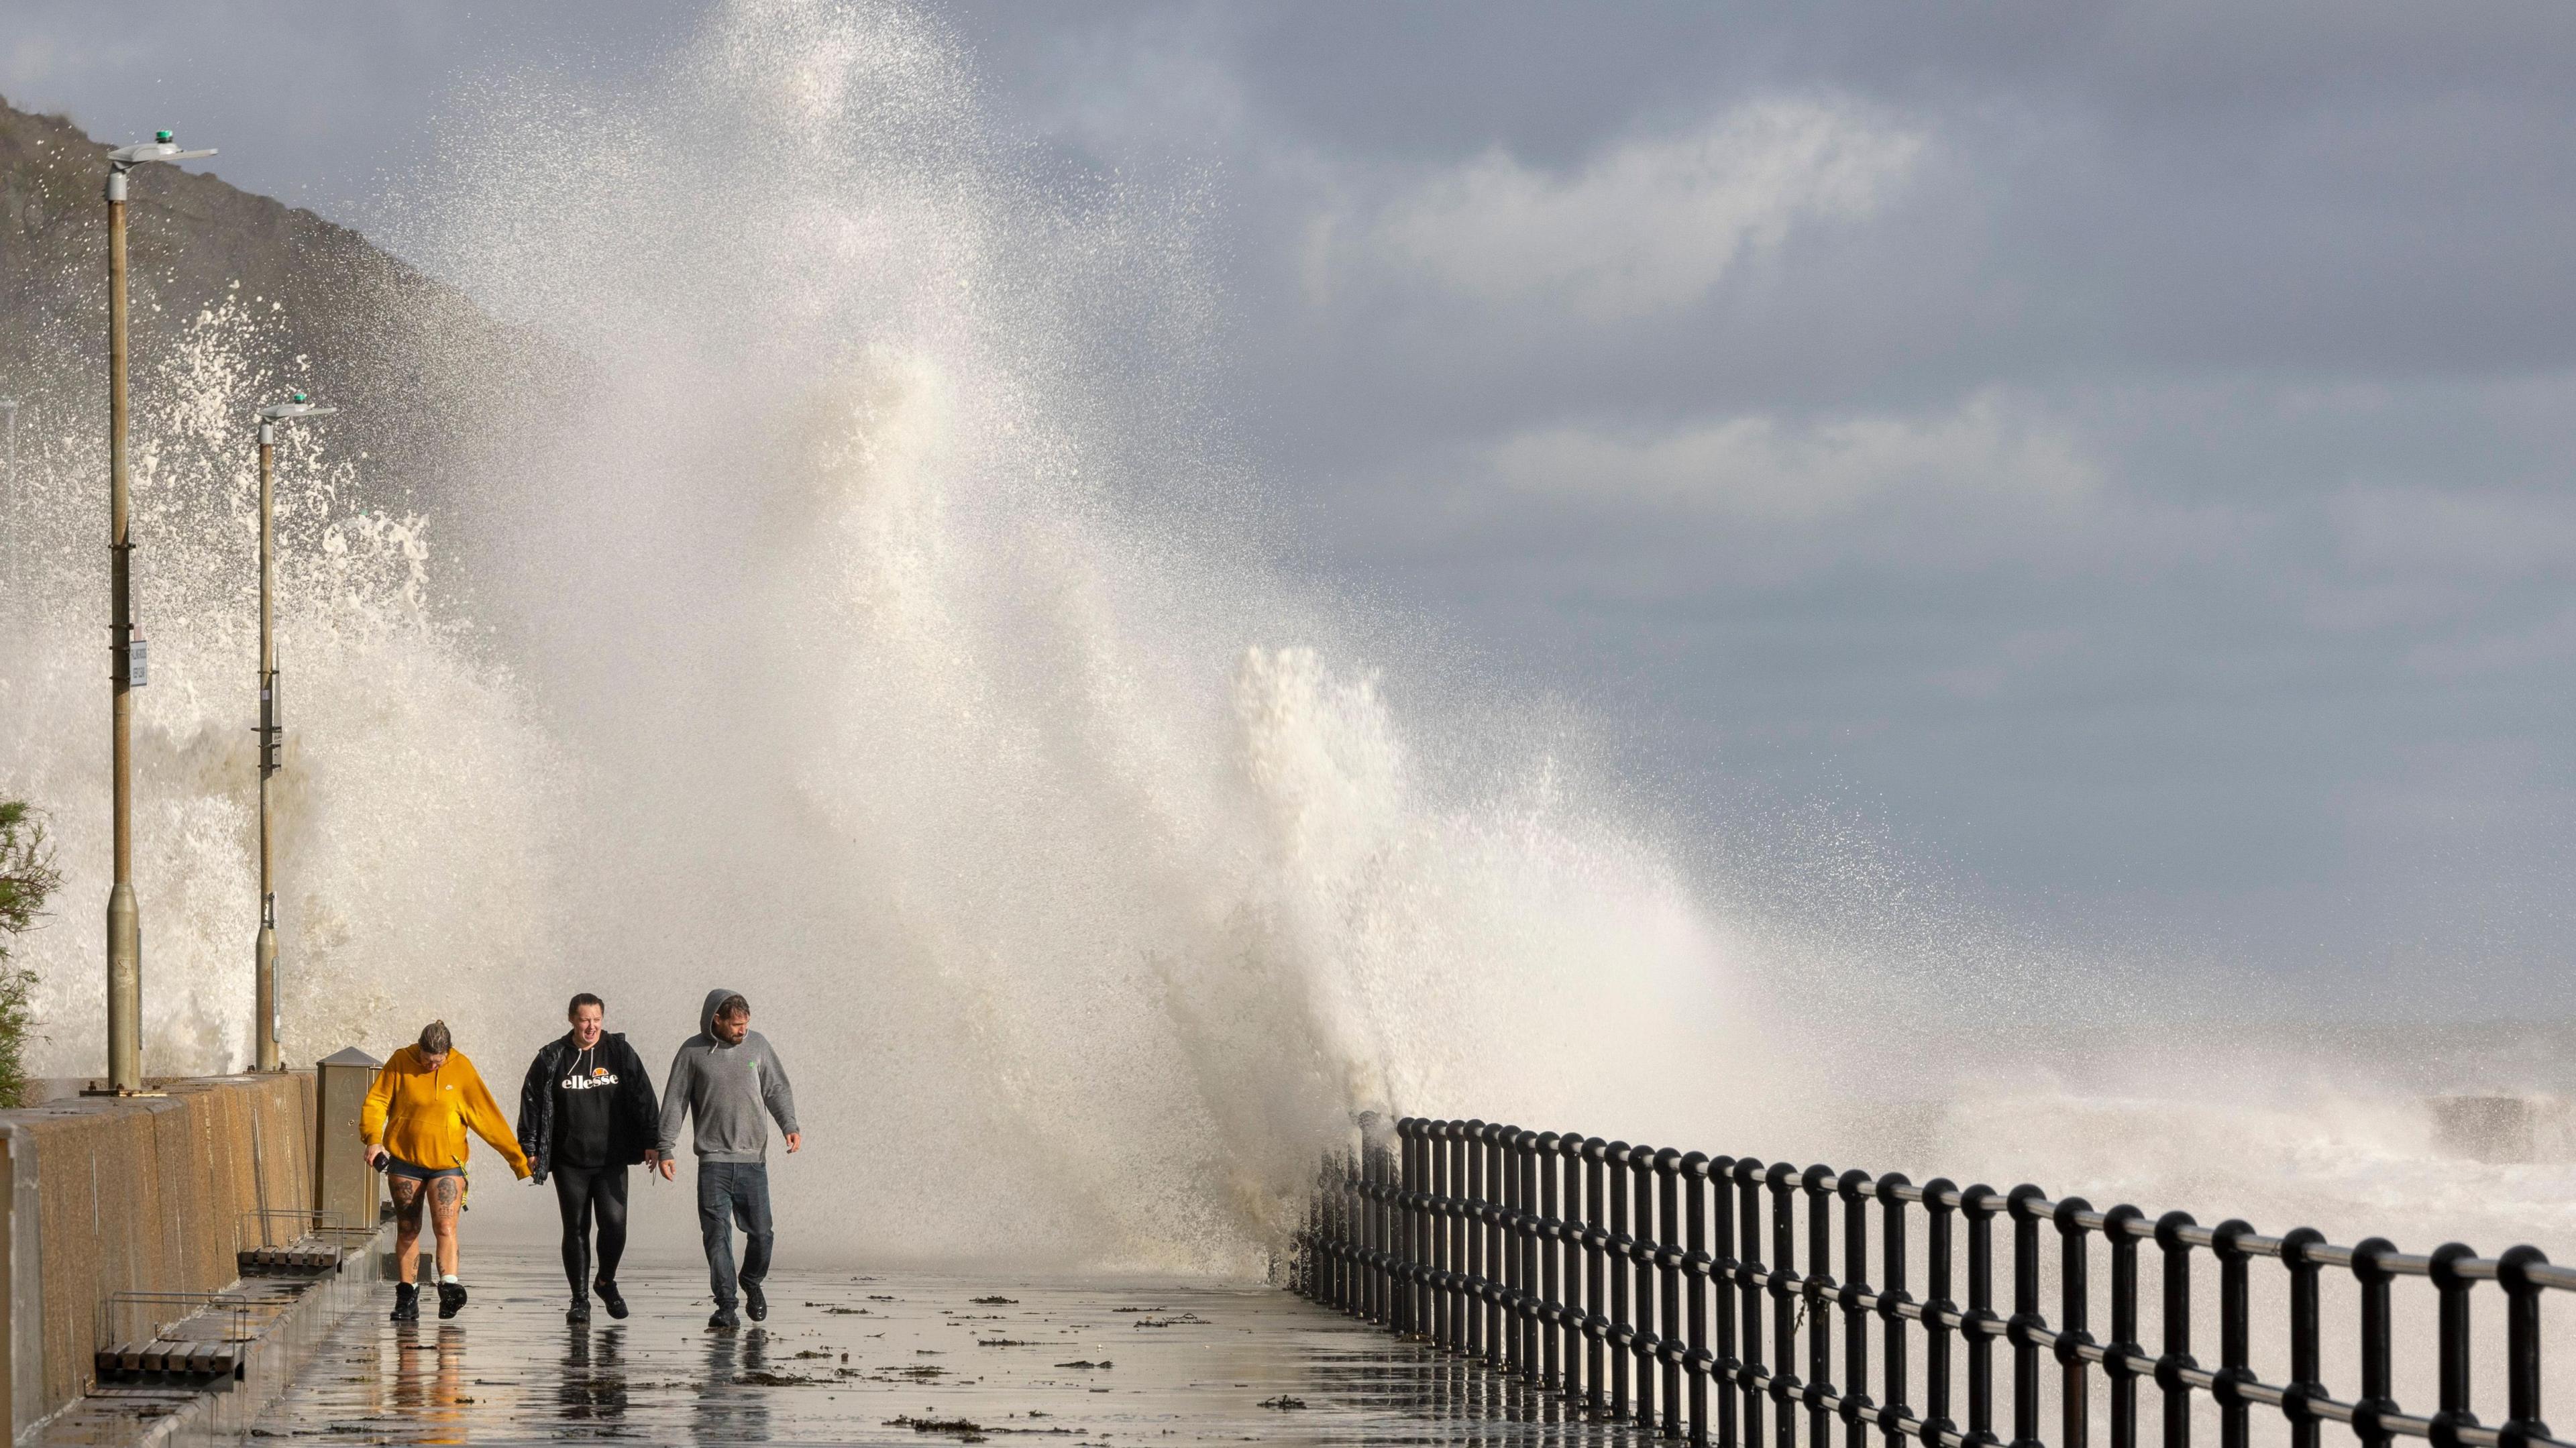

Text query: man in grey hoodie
(655, 989), (800, 1330)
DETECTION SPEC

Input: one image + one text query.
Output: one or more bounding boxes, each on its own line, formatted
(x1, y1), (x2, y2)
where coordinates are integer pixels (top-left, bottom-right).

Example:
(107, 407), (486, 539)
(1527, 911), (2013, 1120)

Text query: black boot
(745, 1282), (767, 1322)
(391, 1282), (420, 1323)
(567, 1294), (591, 1325)
(594, 1279), (629, 1320)
(707, 1305), (740, 1331)
(437, 1280), (468, 1319)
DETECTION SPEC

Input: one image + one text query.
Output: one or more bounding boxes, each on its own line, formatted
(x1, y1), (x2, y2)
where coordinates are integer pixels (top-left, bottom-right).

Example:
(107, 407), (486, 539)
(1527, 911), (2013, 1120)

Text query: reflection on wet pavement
(247, 1251), (1649, 1444)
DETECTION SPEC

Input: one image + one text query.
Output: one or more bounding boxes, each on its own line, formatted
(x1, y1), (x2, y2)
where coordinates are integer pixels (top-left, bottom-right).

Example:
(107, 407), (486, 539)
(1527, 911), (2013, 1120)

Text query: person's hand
(784, 1131), (802, 1154)
(642, 1148), (658, 1168)
(655, 1156), (677, 1181)
(366, 1144), (386, 1168)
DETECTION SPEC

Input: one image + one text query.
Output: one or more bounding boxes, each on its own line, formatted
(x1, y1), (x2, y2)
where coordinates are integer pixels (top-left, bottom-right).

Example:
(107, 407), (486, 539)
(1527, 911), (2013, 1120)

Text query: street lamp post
(252, 392), (333, 1073)
(100, 130), (214, 1095)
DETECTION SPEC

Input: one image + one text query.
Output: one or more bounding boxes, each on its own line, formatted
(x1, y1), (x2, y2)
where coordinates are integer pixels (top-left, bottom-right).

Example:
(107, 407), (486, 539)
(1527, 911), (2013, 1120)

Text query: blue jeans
(696, 1160), (773, 1310)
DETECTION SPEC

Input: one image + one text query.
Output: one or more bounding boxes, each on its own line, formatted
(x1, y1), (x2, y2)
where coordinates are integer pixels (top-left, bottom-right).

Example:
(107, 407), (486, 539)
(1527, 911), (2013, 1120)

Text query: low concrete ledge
(0, 1068), (374, 1440)
(28, 1218), (394, 1447)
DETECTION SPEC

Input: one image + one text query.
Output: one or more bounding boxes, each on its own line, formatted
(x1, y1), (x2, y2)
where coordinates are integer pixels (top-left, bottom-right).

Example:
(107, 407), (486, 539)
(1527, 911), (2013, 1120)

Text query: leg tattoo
(390, 1177), (427, 1284)
(430, 1176), (464, 1278)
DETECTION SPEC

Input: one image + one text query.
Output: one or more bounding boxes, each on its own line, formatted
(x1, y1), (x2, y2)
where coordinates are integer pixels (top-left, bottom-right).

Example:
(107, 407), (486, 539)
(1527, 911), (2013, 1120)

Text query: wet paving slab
(242, 1251), (1649, 1445)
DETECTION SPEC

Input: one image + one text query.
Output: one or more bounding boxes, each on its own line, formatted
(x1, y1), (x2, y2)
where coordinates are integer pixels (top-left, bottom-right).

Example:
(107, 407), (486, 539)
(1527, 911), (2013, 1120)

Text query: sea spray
(340, 0), (1764, 1269)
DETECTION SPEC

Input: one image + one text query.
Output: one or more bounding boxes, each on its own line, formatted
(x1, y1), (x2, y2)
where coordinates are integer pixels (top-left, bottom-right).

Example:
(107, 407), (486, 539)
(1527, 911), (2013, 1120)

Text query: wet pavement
(244, 1251), (1646, 1445)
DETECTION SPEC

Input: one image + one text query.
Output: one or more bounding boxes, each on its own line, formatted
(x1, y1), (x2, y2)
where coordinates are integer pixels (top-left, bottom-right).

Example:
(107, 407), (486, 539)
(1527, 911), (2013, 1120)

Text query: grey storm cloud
(11, 0), (2576, 1005)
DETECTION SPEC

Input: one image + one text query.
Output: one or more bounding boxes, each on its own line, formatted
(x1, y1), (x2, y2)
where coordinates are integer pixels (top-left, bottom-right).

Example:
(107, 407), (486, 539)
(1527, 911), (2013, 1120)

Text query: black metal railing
(1292, 1114), (2574, 1448)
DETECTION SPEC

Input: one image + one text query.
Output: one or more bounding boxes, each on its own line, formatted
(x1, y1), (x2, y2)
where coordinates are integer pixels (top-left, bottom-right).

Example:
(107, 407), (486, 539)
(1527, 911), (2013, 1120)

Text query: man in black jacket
(517, 993), (659, 1323)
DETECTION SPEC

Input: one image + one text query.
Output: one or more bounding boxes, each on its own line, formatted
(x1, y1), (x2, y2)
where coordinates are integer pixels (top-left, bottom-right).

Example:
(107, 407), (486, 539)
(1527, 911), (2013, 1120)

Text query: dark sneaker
(708, 1307), (740, 1331)
(436, 1281), (468, 1319)
(391, 1283), (420, 1323)
(594, 1279), (629, 1320)
(567, 1295), (591, 1325)
(745, 1284), (767, 1322)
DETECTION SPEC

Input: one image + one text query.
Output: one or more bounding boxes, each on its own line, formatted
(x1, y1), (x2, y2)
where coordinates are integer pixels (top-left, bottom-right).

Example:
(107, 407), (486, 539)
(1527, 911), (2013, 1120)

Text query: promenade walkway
(250, 1249), (1631, 1445)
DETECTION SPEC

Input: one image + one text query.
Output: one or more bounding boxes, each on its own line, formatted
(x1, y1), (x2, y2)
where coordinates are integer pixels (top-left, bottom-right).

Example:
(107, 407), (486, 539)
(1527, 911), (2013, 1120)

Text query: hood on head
(700, 987), (739, 1041)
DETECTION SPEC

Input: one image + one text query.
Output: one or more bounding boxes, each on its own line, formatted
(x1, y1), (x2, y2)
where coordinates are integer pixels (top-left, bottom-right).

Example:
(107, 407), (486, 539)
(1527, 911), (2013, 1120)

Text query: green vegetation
(0, 799), (60, 1109)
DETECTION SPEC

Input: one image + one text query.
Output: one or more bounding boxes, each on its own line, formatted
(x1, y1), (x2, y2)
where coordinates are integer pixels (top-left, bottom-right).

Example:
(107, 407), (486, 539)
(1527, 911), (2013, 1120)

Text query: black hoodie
(516, 1031), (659, 1182)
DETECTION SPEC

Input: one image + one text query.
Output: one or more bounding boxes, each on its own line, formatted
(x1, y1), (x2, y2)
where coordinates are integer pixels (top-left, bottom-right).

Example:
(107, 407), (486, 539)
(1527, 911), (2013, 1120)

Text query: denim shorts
(385, 1156), (466, 1182)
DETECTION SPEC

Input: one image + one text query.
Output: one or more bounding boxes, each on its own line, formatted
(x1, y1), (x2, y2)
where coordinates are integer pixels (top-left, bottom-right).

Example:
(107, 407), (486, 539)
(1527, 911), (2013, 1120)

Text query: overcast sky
(11, 1), (2576, 1005)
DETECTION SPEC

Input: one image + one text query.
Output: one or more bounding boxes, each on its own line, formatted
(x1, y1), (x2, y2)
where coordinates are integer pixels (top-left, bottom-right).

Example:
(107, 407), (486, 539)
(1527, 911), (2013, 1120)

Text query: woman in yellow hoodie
(361, 1020), (533, 1322)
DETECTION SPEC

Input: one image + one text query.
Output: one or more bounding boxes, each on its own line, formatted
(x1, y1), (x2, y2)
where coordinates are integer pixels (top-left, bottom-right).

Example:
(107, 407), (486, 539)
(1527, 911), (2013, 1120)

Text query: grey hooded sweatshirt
(658, 987), (800, 1164)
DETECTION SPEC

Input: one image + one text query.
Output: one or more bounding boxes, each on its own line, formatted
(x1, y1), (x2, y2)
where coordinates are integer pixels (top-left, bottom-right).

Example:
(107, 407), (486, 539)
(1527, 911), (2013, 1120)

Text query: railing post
(1466, 1120), (1488, 1361)
(1397, 1119), (1419, 1335)
(1417, 1123), (1434, 1336)
(1925, 1177), (1960, 1448)
(1539, 1132), (1556, 1388)
(1351, 1132), (1366, 1320)
(1501, 1125), (1521, 1376)
(1344, 1142), (1362, 1314)
(1611, 1141), (1636, 1421)
(1497, 1123), (1515, 1369)
(1768, 1160), (1800, 1448)
(1523, 1130), (1544, 1385)
(1417, 1118), (1436, 1337)
(2498, 1246), (2552, 1448)
(1355, 1132), (1373, 1321)
(1635, 1144), (1660, 1430)
(2282, 1227), (2325, 1448)
(2153, 1211), (2197, 1448)
(1488, 1123), (1509, 1369)
(1806, 1164), (1837, 1448)
(1513, 1127), (1534, 1380)
(1589, 1137), (1611, 1414)
(2212, 1220), (2256, 1448)
(2056, 1197), (2096, 1448)
(1464, 1120), (1483, 1357)
(2352, 1237), (2398, 1448)
(1685, 1152), (1714, 1448)
(1876, 1173), (1913, 1448)
(1841, 1170), (1873, 1448)
(1738, 1157), (1768, 1448)
(1964, 1184), (2002, 1448)
(1380, 1128), (1398, 1325)
(2104, 1205), (2145, 1448)
(1662, 1150), (1687, 1438)
(1566, 1133), (1591, 1406)
(2008, 1184), (2047, 1448)
(1436, 1120), (1457, 1351)
(1714, 1155), (1741, 1448)
(1535, 1128), (1556, 1391)
(2429, 1242), (2479, 1448)
(1454, 1118), (1475, 1355)
(1364, 1125), (1383, 1324)
(1844, 1164), (1885, 1448)
(1375, 1131), (1391, 1325)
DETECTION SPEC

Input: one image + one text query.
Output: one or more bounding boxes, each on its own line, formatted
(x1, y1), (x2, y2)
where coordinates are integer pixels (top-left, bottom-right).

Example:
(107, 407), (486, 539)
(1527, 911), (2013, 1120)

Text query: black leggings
(552, 1164), (629, 1294)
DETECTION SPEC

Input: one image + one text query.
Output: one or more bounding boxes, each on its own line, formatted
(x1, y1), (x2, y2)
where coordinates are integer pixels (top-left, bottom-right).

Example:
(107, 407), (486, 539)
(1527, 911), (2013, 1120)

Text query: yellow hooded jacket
(360, 1045), (533, 1178)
